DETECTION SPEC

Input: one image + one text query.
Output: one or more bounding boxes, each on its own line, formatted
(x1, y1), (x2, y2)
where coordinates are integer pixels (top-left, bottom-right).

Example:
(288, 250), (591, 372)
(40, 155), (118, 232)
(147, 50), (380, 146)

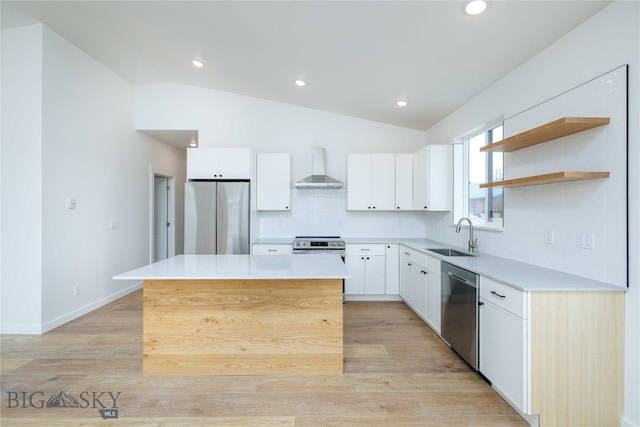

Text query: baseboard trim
(622, 415), (639, 427)
(0, 322), (44, 335)
(41, 282), (142, 334)
(344, 295), (402, 302)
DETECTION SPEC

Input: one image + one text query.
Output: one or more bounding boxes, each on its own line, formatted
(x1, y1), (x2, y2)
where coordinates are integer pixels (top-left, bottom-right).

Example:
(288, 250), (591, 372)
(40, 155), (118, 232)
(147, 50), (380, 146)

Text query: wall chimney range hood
(295, 147), (344, 189)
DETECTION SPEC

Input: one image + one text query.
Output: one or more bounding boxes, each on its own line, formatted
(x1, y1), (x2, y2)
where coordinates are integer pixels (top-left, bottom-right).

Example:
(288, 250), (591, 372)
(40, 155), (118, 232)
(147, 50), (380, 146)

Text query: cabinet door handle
(366, 257), (370, 260)
(268, 249), (277, 252)
(407, 263), (412, 266)
(404, 252), (411, 256)
(360, 248), (370, 251)
(490, 290), (506, 299)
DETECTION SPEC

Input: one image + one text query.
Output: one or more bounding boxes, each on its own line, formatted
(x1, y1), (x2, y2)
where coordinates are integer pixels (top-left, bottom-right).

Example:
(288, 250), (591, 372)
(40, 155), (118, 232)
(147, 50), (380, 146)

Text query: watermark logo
(6, 391), (121, 419)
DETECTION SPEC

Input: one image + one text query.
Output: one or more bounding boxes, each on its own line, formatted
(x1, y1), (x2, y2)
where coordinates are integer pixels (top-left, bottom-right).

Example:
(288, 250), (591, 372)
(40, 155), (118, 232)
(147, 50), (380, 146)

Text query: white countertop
(253, 237), (625, 292)
(114, 254), (350, 281)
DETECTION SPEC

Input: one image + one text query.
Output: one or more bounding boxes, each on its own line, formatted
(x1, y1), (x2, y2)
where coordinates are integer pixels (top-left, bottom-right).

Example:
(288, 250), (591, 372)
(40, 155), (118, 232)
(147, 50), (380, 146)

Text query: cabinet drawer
(346, 244), (385, 256)
(480, 277), (525, 318)
(253, 244), (293, 255)
(399, 246), (414, 261)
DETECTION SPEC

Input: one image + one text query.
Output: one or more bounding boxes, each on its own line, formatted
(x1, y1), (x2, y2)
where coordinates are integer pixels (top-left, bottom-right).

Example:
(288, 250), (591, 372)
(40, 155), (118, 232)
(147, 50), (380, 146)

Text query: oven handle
(292, 249), (346, 255)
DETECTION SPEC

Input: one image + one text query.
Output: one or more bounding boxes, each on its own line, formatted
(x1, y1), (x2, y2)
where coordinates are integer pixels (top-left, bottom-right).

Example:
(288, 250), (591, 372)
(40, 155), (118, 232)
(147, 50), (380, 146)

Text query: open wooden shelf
(481, 117), (610, 153)
(479, 171), (610, 188)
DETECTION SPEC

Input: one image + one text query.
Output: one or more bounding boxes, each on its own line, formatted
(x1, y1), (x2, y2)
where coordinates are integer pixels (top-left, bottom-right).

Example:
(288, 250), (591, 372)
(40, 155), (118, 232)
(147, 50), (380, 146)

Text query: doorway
(152, 173), (175, 262)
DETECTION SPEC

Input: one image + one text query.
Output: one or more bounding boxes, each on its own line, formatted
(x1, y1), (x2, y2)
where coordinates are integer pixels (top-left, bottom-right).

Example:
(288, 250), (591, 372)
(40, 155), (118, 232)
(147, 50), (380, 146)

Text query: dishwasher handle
(447, 271), (477, 287)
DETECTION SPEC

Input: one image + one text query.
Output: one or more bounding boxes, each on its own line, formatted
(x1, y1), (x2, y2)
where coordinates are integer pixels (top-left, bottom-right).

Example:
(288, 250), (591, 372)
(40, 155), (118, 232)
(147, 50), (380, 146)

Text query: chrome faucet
(456, 217), (478, 253)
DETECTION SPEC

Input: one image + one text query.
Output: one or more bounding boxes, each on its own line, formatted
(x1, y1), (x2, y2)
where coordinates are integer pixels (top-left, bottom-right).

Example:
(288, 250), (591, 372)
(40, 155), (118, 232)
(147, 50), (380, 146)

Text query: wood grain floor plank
(1, 292), (528, 426)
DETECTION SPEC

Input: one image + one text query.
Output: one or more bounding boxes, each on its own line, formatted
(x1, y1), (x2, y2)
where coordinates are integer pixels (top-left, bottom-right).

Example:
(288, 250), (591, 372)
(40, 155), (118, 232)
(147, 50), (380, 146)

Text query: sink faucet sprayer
(456, 217), (478, 253)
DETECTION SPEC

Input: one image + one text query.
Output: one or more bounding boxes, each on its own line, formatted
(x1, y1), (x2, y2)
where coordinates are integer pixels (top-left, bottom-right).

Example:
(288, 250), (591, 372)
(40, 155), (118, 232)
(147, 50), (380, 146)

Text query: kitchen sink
(426, 248), (474, 257)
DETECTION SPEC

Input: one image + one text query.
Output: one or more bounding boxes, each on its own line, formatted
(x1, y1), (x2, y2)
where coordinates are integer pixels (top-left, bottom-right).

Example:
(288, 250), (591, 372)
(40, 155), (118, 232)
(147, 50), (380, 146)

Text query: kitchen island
(114, 254), (349, 376)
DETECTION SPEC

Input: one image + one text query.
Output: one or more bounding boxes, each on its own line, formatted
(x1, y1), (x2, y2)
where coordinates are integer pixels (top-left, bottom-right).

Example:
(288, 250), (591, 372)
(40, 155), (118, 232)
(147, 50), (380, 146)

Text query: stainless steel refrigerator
(184, 181), (250, 254)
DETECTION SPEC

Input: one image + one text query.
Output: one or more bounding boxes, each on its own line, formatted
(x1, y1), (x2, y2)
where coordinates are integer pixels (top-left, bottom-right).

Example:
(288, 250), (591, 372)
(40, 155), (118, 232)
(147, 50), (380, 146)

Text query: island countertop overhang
(113, 254), (350, 281)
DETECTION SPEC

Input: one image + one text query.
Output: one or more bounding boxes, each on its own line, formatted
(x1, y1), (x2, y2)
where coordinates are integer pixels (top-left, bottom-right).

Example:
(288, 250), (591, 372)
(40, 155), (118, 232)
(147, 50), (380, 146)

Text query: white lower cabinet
(479, 279), (526, 412)
(410, 264), (427, 319)
(398, 248), (412, 301)
(345, 245), (386, 295)
(384, 244), (399, 294)
(423, 254), (441, 334)
(399, 247), (428, 320)
(478, 277), (624, 427)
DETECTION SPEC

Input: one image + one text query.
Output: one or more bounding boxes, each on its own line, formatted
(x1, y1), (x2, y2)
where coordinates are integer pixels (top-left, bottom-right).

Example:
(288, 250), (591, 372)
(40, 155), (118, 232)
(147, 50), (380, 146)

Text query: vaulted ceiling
(1, 1), (610, 130)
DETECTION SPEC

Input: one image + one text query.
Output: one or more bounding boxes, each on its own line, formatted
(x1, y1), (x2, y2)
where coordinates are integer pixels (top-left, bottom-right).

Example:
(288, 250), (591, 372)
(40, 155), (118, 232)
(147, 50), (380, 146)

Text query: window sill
(451, 224), (504, 232)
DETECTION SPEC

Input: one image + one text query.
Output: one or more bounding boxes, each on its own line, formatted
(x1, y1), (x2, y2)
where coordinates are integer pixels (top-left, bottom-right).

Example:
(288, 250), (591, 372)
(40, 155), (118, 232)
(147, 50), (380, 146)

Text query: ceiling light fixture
(295, 79), (306, 87)
(190, 141), (198, 147)
(464, 0), (487, 15)
(396, 100), (408, 107)
(192, 59), (204, 68)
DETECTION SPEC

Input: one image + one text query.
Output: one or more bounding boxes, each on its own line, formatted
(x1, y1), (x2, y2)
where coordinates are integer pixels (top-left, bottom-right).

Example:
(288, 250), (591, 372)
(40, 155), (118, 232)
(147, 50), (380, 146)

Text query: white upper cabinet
(412, 145), (452, 211)
(395, 154), (413, 210)
(347, 154), (395, 211)
(347, 154), (373, 210)
(187, 148), (251, 180)
(256, 153), (290, 211)
(347, 153), (408, 211)
(370, 154), (395, 210)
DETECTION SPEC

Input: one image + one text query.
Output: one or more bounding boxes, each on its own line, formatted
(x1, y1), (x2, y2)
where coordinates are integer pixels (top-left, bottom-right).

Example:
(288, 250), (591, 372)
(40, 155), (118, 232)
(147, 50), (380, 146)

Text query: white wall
(135, 82), (430, 239)
(1, 25), (44, 333)
(0, 25), (187, 333)
(423, 2), (639, 425)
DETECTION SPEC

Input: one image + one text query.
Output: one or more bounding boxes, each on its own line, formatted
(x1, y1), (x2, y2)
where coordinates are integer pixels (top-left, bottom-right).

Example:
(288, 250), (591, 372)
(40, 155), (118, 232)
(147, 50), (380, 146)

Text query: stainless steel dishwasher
(440, 262), (479, 370)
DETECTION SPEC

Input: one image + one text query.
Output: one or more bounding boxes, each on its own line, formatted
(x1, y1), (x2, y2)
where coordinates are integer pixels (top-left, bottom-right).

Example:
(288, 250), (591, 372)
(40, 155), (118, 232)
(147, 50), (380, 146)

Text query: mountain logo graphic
(45, 391), (80, 408)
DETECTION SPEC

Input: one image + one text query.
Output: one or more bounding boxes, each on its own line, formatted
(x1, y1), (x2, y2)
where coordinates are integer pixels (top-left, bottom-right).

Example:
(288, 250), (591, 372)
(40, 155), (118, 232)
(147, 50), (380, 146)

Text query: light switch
(66, 197), (76, 209)
(544, 229), (554, 245)
(109, 220), (120, 229)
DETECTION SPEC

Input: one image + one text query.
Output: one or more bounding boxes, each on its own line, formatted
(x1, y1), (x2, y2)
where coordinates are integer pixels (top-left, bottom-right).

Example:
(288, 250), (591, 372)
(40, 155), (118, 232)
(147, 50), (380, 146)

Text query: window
(455, 124), (504, 229)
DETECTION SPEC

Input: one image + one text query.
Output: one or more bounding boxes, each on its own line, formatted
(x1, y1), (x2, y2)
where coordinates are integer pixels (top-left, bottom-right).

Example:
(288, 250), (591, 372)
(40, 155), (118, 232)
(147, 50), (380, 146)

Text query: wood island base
(142, 278), (344, 376)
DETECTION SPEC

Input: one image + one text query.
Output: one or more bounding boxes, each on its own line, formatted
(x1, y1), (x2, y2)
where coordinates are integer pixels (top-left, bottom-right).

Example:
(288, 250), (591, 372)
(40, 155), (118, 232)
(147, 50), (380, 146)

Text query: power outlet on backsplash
(576, 232), (595, 250)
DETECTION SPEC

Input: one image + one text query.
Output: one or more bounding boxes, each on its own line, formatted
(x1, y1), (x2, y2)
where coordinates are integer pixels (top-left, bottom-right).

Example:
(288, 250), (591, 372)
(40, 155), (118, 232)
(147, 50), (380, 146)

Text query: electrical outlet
(576, 232), (595, 250)
(109, 219), (120, 229)
(73, 284), (80, 296)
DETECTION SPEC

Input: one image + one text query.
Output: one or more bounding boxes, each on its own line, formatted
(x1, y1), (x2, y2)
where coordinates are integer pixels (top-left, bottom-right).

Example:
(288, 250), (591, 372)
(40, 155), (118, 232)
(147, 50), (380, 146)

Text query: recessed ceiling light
(190, 141), (198, 147)
(295, 79), (306, 87)
(464, 0), (487, 15)
(396, 100), (408, 107)
(192, 59), (204, 68)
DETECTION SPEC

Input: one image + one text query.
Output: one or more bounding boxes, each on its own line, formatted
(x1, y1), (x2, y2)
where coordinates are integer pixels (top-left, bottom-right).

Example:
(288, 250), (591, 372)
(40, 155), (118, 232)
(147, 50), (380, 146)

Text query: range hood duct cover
(295, 147), (344, 189)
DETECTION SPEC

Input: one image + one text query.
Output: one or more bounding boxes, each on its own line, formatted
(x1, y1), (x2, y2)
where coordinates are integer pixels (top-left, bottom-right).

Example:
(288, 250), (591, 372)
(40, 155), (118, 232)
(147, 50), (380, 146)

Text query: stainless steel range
(292, 236), (345, 256)
(293, 236), (346, 300)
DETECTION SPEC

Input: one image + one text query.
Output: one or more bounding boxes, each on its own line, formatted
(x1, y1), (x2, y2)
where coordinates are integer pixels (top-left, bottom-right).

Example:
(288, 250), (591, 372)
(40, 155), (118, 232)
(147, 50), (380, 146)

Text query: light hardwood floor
(1, 290), (528, 426)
